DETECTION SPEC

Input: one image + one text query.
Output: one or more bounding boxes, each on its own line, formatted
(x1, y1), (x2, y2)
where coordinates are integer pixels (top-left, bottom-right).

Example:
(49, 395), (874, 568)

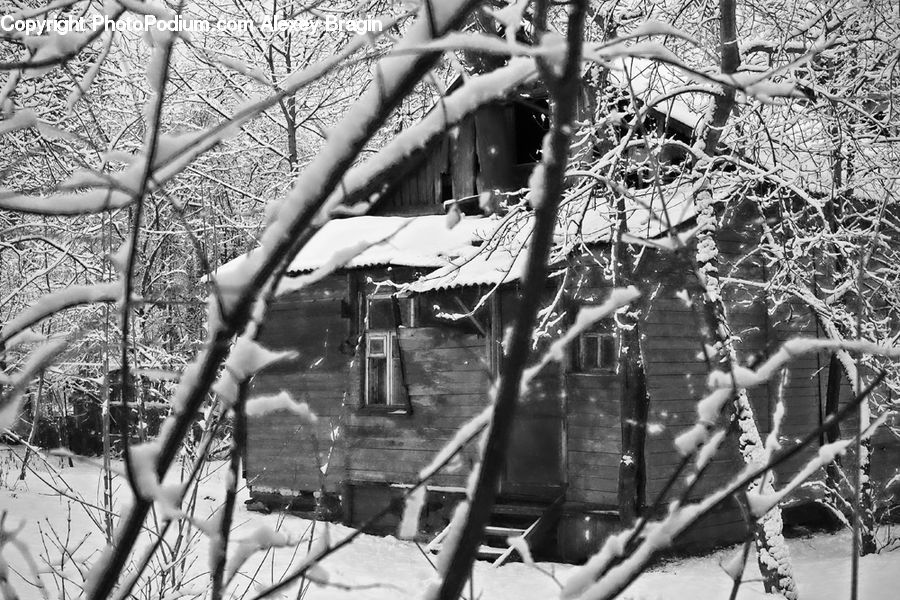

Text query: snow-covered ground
(0, 445), (897, 600)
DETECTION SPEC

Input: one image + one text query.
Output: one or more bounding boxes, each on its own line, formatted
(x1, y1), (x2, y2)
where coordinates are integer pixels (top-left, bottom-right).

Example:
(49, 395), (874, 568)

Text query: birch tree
(687, 0), (798, 595)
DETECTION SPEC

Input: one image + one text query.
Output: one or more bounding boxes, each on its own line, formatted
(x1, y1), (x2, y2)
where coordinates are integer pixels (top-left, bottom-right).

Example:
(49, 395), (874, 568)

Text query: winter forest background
(1, 1), (899, 599)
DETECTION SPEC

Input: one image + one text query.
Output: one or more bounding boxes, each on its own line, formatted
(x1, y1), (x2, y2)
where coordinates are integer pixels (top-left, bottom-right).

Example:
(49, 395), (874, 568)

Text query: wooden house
(221, 68), (899, 562)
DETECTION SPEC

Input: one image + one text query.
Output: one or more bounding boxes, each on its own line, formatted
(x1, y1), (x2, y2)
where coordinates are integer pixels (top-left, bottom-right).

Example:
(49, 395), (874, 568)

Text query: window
(362, 295), (410, 409)
(366, 295), (413, 329)
(440, 172), (454, 201)
(416, 289), (487, 335)
(513, 97), (550, 165)
(574, 331), (617, 372)
(365, 331), (393, 406)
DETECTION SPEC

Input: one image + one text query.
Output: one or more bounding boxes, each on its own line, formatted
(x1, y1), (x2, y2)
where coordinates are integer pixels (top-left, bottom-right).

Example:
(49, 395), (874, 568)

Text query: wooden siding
(768, 296), (825, 481)
(246, 275), (350, 495)
(372, 100), (536, 217)
(245, 269), (495, 496)
(344, 326), (491, 489)
(565, 373), (620, 505)
(374, 114), (475, 217)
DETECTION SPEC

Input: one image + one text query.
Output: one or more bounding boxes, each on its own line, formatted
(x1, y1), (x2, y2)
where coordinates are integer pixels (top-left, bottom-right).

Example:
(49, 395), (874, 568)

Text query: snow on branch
(244, 391), (317, 423)
(1, 328), (47, 350)
(0, 108), (37, 136)
(0, 187), (137, 216)
(224, 337), (296, 381)
(707, 338), (900, 391)
(206, 332), (297, 410)
(722, 277), (863, 392)
(397, 403), (494, 541)
(408, 21), (696, 63)
(673, 389), (731, 456)
(563, 373), (886, 600)
(675, 337), (898, 456)
(86, 4), (490, 597)
(0, 336), (70, 429)
(0, 509), (48, 599)
(420, 405), (493, 484)
(261, 0), (482, 237)
(398, 485), (428, 540)
(222, 524), (300, 586)
(275, 240), (387, 297)
(746, 411), (891, 519)
(1, 14), (394, 217)
(0, 282), (121, 344)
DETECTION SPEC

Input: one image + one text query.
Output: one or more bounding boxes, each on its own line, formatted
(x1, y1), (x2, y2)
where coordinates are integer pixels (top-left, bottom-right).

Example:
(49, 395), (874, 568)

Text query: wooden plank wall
(474, 105), (516, 193)
(452, 115), (477, 202)
(768, 296), (824, 481)
(242, 216), (898, 536)
(565, 373), (621, 506)
(641, 293), (717, 500)
(246, 275), (350, 495)
(375, 113), (478, 217)
(378, 140), (444, 216)
(343, 326), (491, 488)
(560, 263), (622, 507)
(373, 101), (523, 216)
(246, 274), (495, 496)
(635, 214), (775, 542)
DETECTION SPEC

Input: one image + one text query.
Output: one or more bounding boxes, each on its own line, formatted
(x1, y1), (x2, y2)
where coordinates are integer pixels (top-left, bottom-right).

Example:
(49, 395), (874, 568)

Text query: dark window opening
(366, 295), (413, 329)
(367, 297), (396, 329)
(578, 333), (616, 371)
(623, 140), (689, 189)
(513, 98), (550, 165)
(440, 172), (454, 201)
(416, 289), (487, 335)
(571, 316), (617, 373)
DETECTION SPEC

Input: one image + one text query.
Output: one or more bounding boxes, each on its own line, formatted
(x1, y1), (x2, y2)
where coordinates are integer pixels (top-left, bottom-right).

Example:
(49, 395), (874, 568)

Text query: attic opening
(623, 138), (690, 189)
(513, 97), (550, 165)
(440, 172), (453, 202)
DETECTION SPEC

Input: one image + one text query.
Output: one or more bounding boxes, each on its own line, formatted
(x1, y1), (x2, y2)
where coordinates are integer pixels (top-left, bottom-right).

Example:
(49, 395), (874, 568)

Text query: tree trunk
(824, 354), (844, 491)
(824, 145), (877, 556)
(691, 0), (798, 595)
(18, 372), (44, 480)
(433, 4), (588, 598)
(617, 328), (649, 524)
(695, 190), (798, 599)
(613, 198), (649, 525)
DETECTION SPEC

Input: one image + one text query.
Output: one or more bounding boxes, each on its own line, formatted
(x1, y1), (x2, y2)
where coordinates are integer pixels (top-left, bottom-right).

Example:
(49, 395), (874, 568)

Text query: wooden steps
(476, 545), (507, 560)
(490, 501), (548, 517)
(427, 493), (565, 566)
(484, 525), (527, 537)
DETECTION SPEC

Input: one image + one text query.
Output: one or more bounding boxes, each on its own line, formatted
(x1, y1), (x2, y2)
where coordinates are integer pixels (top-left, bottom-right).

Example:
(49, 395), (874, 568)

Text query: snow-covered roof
(215, 181), (728, 295)
(404, 221), (528, 293)
(406, 178), (721, 293)
(215, 215), (493, 280)
(607, 58), (851, 197)
(606, 58), (709, 130)
(287, 215), (491, 272)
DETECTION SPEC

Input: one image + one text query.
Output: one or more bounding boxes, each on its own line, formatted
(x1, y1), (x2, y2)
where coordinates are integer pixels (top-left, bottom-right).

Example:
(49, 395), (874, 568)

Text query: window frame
(363, 330), (395, 407)
(360, 293), (411, 413)
(572, 329), (617, 374)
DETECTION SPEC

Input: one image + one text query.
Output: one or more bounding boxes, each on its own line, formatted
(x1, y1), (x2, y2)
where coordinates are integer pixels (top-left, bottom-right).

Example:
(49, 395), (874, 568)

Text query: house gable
(366, 93), (550, 217)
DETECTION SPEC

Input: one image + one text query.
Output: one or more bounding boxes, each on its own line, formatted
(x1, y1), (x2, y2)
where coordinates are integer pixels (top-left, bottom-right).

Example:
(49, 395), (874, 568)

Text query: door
(501, 373), (566, 500)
